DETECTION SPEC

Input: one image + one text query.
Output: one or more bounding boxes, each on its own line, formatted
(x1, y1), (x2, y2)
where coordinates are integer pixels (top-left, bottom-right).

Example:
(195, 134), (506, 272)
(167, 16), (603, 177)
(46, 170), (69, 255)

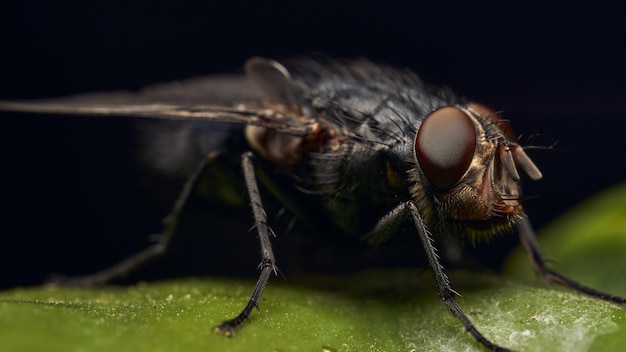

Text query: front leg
(406, 202), (509, 351)
(379, 201), (510, 351)
(214, 151), (278, 335)
(365, 201), (412, 246)
(517, 212), (626, 304)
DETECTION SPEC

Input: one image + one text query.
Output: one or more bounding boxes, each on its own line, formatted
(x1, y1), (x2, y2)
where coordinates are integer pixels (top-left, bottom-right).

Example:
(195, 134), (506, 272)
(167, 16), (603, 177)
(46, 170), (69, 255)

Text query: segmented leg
(517, 212), (626, 304)
(48, 153), (216, 286)
(214, 151), (278, 335)
(371, 201), (510, 352)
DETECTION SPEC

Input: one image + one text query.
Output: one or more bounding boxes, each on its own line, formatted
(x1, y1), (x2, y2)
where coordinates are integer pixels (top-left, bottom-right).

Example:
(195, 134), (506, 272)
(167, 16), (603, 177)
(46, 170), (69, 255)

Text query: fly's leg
(48, 152), (218, 286)
(371, 202), (510, 352)
(214, 151), (278, 336)
(364, 201), (411, 246)
(517, 212), (626, 304)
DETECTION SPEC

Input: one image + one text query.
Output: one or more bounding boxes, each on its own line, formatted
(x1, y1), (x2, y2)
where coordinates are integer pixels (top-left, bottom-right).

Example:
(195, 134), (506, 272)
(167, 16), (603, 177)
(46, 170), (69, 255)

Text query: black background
(1, 1), (625, 289)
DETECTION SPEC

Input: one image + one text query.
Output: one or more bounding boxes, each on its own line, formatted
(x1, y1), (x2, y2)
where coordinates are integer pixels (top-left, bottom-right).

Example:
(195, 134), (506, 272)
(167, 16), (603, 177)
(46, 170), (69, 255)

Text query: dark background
(1, 1), (625, 289)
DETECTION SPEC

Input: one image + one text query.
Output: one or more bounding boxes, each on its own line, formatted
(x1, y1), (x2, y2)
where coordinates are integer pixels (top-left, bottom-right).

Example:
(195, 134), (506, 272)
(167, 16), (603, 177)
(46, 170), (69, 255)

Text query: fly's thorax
(411, 103), (542, 238)
(242, 59), (349, 167)
(318, 143), (414, 236)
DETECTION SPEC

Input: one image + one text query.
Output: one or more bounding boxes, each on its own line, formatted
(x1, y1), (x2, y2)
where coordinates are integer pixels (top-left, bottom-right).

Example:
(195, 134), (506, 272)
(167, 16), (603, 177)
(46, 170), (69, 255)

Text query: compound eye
(415, 106), (476, 189)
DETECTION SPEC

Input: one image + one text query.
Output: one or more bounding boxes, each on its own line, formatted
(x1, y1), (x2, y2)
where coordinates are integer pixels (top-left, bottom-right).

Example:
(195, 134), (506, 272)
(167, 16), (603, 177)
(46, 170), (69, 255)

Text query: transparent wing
(0, 74), (312, 135)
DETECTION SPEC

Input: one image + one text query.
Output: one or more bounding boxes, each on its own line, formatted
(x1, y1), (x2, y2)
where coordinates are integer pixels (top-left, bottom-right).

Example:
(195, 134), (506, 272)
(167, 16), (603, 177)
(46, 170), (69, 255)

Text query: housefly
(1, 57), (624, 351)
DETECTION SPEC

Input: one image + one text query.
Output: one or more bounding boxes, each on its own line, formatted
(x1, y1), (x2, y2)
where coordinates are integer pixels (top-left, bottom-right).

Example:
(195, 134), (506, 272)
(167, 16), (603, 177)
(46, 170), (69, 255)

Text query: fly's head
(411, 103), (542, 238)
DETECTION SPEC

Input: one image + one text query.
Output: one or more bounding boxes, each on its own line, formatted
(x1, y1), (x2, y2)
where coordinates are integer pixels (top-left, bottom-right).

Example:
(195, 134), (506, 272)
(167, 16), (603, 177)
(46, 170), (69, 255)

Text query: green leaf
(2, 273), (623, 351)
(2, 183), (625, 352)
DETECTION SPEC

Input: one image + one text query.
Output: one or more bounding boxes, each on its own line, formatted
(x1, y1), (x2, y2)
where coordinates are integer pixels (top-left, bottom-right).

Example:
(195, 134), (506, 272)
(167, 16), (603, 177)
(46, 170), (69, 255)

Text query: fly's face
(412, 103), (543, 236)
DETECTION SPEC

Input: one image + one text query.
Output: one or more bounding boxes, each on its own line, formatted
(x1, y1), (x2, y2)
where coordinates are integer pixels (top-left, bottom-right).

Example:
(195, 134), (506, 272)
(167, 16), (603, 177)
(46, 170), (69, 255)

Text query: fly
(1, 57), (624, 352)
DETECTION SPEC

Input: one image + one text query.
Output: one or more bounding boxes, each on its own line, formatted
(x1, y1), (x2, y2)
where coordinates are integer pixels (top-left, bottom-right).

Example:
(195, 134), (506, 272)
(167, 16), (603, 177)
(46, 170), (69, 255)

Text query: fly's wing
(0, 65), (313, 136)
(0, 75), (253, 175)
(0, 58), (316, 174)
(0, 75), (260, 121)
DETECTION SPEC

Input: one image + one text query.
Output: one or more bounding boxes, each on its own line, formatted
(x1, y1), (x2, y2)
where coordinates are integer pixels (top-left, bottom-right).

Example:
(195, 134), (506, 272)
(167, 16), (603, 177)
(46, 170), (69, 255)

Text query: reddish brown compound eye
(415, 106), (476, 189)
